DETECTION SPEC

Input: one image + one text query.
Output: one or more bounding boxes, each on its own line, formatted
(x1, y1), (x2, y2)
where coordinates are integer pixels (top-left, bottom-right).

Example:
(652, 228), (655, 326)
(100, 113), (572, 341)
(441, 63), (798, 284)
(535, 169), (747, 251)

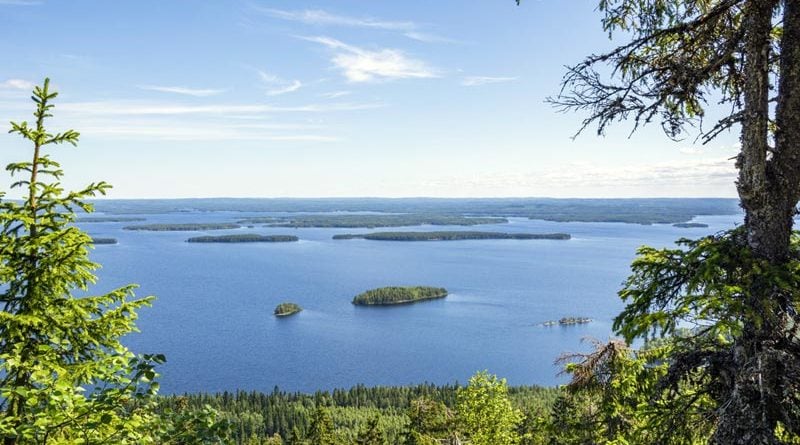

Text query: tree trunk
(713, 1), (800, 443)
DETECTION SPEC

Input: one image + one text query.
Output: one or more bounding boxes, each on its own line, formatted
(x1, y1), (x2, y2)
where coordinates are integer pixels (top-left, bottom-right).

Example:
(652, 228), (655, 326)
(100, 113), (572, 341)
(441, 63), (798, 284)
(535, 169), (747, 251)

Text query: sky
(0, 0), (740, 199)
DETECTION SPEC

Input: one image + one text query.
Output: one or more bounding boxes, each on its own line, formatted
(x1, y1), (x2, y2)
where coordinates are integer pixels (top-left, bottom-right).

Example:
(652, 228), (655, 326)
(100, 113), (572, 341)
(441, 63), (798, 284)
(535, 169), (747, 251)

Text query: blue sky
(0, 0), (739, 198)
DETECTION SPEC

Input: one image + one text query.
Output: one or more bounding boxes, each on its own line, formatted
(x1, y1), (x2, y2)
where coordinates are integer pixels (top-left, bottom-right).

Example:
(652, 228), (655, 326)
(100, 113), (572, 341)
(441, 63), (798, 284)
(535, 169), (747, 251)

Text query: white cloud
(58, 100), (383, 116)
(679, 146), (704, 155)
(419, 158), (738, 197)
(403, 32), (458, 44)
(461, 76), (518, 87)
(76, 123), (339, 142)
(138, 85), (226, 97)
(257, 70), (303, 96)
(322, 91), (351, 99)
(0, 0), (41, 5)
(0, 79), (35, 90)
(254, 7), (454, 43)
(302, 36), (439, 83)
(254, 7), (415, 31)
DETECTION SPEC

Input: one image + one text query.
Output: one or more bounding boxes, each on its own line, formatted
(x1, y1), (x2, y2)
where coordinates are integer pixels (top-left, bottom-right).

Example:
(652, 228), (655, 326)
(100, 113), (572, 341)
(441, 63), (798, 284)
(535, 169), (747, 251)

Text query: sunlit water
(80, 213), (741, 393)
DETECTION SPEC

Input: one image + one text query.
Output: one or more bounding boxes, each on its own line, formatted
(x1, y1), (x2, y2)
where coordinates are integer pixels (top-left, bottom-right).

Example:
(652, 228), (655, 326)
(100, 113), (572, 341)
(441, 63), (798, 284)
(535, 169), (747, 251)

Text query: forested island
(186, 234), (299, 243)
(334, 231), (571, 241)
(260, 214), (508, 228)
(274, 302), (302, 317)
(672, 222), (709, 228)
(89, 237), (117, 245)
(352, 286), (448, 305)
(123, 223), (241, 231)
(77, 217), (146, 223)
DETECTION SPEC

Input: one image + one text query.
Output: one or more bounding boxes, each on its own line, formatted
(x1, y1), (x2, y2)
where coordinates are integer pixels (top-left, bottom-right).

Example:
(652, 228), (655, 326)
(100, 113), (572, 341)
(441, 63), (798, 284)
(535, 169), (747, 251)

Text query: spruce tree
(0, 79), (162, 444)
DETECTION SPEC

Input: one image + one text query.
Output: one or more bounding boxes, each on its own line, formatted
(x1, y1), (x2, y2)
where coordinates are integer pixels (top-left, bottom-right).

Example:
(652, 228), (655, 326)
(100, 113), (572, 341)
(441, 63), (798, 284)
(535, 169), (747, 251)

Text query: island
(254, 214), (508, 229)
(123, 223), (241, 231)
(186, 234), (299, 243)
(274, 302), (302, 317)
(333, 231), (571, 241)
(78, 217), (146, 223)
(352, 286), (448, 306)
(542, 317), (593, 327)
(673, 222), (709, 228)
(90, 237), (118, 245)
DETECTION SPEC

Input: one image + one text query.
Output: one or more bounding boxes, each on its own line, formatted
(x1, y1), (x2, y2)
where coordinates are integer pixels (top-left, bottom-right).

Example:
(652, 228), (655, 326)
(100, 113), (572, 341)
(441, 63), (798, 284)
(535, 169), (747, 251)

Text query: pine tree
(307, 406), (336, 445)
(355, 416), (385, 445)
(0, 79), (163, 444)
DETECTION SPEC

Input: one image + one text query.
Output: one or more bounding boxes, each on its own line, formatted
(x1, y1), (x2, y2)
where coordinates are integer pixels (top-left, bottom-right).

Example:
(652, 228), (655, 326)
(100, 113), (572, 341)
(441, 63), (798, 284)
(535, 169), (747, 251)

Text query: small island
(542, 317), (593, 327)
(352, 286), (448, 306)
(90, 237), (118, 245)
(333, 231), (571, 241)
(274, 302), (302, 317)
(123, 223), (241, 231)
(186, 234), (299, 243)
(672, 222), (709, 228)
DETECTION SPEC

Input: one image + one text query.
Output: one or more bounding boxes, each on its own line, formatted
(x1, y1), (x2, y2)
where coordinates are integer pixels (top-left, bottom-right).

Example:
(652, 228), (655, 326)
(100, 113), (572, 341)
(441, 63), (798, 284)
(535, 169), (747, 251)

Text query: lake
(80, 211), (741, 394)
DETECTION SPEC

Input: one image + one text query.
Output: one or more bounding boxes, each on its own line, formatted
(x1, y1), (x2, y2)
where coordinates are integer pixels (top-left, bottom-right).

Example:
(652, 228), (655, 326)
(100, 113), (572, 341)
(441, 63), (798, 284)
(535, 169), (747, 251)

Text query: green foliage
(187, 234), (299, 243)
(355, 416), (385, 445)
(352, 286), (448, 305)
(0, 79), (162, 443)
(456, 371), (523, 445)
(274, 303), (303, 317)
(151, 398), (232, 444)
(307, 406), (336, 445)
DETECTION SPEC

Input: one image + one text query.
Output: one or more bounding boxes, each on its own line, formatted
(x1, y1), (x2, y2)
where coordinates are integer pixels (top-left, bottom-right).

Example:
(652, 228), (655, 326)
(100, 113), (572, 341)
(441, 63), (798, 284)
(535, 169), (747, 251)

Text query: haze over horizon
(0, 0), (740, 199)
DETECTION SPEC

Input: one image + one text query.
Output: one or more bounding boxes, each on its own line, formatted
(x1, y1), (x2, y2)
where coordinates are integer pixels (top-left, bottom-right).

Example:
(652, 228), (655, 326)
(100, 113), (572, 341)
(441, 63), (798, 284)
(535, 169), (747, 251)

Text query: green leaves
(456, 371), (523, 445)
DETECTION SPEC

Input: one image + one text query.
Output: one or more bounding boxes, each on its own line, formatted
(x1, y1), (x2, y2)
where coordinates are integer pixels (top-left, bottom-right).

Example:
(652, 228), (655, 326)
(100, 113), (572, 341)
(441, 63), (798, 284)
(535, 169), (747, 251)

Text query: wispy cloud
(461, 76), (518, 87)
(76, 123), (339, 142)
(0, 0), (41, 5)
(254, 7), (415, 31)
(403, 32), (458, 44)
(257, 70), (303, 96)
(58, 100), (383, 116)
(0, 79), (34, 90)
(302, 36), (439, 83)
(322, 91), (351, 99)
(138, 85), (227, 97)
(253, 7), (454, 43)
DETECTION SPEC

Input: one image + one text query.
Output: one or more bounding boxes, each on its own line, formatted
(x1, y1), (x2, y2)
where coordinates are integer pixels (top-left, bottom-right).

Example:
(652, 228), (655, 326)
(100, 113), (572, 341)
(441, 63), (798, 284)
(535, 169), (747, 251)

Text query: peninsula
(333, 231), (571, 241)
(257, 214), (507, 229)
(123, 223), (241, 231)
(352, 286), (448, 306)
(187, 234), (299, 243)
(90, 237), (118, 245)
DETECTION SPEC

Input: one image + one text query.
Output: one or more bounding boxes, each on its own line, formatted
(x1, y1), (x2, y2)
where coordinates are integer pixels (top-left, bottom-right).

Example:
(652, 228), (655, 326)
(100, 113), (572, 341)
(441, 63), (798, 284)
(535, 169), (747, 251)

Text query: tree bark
(714, 1), (800, 443)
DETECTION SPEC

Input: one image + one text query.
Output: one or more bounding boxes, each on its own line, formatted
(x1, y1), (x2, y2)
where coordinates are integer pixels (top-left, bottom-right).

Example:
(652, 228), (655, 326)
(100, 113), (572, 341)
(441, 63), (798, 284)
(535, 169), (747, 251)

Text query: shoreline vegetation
(242, 214), (508, 228)
(352, 286), (448, 306)
(89, 198), (741, 225)
(89, 237), (118, 245)
(186, 234), (299, 243)
(334, 231), (571, 241)
(672, 222), (710, 228)
(541, 317), (593, 327)
(274, 302), (302, 317)
(77, 217), (146, 223)
(124, 223), (241, 231)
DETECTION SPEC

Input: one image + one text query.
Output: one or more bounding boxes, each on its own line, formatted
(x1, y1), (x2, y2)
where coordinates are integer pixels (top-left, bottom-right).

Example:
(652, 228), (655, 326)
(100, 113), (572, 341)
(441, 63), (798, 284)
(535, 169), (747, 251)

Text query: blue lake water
(79, 213), (741, 394)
